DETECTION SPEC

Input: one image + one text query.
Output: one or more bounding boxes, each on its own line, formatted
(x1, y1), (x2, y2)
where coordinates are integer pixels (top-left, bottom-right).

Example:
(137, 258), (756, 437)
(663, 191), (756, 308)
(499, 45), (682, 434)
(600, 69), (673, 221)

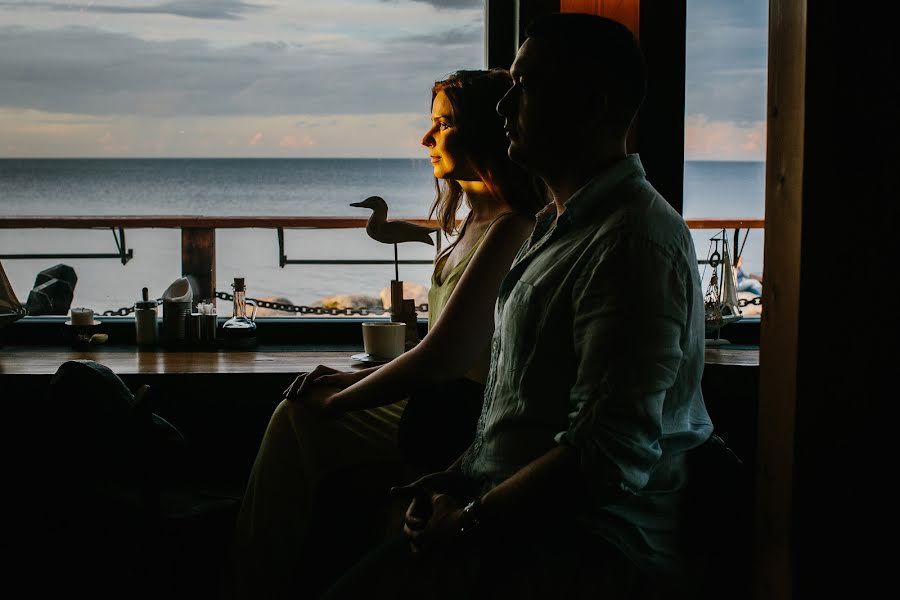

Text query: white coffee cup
(362, 321), (406, 359)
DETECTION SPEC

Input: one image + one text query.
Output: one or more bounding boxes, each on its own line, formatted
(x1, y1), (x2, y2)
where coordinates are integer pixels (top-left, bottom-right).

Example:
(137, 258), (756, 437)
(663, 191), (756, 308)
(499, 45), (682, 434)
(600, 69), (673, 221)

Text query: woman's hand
(282, 371), (310, 400)
(283, 364), (340, 401)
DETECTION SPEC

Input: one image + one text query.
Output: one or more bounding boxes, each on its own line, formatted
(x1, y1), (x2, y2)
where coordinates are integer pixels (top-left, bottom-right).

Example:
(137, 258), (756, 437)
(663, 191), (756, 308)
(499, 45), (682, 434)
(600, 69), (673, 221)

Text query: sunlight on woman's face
(421, 91), (477, 181)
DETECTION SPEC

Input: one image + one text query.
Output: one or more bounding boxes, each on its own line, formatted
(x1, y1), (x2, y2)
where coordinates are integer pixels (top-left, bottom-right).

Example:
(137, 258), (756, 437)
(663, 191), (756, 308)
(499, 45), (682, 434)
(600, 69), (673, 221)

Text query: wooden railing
(0, 216), (765, 301)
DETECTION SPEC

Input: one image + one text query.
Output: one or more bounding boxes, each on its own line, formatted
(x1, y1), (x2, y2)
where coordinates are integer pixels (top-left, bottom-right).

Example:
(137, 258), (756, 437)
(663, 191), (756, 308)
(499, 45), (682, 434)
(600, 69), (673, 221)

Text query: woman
(230, 69), (545, 598)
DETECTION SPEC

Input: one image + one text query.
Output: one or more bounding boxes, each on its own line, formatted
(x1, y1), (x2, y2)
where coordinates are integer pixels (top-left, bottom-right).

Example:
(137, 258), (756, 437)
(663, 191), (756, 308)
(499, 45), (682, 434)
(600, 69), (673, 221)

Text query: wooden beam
(638, 1), (685, 213)
(756, 2), (803, 598)
(181, 228), (215, 304)
(0, 216), (444, 229)
(0, 215), (762, 231)
(485, 0), (518, 69)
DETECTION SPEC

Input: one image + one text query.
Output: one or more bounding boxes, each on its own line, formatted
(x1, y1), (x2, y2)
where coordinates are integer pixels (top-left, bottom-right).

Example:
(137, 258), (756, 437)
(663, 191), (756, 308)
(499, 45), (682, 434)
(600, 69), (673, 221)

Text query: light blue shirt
(461, 155), (713, 576)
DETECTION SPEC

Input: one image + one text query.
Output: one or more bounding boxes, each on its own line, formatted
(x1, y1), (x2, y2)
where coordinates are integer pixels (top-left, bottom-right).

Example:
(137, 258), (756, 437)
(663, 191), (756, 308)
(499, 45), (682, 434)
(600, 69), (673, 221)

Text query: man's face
(497, 38), (575, 174)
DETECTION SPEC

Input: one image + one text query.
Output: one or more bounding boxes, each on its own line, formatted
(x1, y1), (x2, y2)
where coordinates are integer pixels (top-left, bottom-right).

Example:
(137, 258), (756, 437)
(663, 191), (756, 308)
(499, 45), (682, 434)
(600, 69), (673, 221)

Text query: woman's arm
(318, 214), (534, 414)
(283, 364), (381, 400)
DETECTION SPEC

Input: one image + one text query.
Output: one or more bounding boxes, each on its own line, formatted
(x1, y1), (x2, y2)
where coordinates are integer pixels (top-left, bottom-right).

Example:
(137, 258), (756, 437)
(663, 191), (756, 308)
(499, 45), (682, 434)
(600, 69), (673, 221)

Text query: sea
(0, 159), (765, 315)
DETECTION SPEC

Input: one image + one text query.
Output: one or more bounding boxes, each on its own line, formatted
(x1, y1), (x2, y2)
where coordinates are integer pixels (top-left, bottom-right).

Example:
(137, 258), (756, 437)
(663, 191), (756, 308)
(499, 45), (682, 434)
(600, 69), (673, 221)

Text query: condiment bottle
(134, 287), (158, 347)
(222, 277), (257, 348)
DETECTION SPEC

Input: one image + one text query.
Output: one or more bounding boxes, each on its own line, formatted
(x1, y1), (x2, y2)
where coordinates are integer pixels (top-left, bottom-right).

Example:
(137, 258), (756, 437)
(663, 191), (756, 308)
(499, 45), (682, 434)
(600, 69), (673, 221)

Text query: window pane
(0, 1), (485, 317)
(685, 0), (768, 317)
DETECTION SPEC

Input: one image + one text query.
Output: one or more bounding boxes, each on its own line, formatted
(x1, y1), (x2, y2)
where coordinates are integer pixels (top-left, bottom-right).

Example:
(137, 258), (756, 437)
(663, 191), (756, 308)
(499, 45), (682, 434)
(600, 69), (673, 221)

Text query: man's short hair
(525, 13), (647, 128)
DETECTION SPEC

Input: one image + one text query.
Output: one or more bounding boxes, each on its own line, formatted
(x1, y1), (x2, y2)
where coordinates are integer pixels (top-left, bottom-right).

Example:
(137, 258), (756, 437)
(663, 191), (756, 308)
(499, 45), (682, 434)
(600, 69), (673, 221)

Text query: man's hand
(389, 470), (478, 554)
(390, 470), (475, 500)
(402, 491), (465, 555)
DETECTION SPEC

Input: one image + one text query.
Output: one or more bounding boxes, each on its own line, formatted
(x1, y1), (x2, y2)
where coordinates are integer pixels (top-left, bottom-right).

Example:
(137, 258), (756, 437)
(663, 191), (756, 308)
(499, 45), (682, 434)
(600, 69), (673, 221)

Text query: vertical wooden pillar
(760, 1), (893, 598)
(637, 1), (685, 214)
(756, 3), (803, 599)
(486, 0), (518, 68)
(181, 228), (216, 304)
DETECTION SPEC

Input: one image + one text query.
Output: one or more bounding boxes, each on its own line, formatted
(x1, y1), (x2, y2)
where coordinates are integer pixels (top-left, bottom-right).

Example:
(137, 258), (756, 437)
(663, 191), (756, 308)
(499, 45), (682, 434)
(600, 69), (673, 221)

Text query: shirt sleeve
(556, 234), (690, 505)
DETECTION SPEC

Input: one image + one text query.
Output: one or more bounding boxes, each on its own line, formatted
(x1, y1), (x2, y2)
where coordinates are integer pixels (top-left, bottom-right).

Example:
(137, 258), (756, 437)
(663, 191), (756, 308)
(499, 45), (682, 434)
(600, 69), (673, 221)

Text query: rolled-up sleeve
(556, 236), (689, 504)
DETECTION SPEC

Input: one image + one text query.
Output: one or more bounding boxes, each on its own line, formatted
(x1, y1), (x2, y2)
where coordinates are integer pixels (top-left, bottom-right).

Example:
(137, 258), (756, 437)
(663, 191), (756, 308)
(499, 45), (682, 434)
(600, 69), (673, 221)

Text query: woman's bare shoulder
(490, 212), (536, 238)
(481, 212), (535, 247)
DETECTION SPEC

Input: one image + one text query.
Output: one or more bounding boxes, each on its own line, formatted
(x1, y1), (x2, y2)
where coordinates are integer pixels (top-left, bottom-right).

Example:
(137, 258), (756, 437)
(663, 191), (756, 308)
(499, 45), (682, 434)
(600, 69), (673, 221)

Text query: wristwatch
(458, 496), (483, 537)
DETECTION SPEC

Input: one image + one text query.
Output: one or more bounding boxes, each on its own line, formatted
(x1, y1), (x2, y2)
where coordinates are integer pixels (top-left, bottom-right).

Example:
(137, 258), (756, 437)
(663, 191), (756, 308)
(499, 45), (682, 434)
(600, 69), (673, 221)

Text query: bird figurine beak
(349, 201), (365, 207)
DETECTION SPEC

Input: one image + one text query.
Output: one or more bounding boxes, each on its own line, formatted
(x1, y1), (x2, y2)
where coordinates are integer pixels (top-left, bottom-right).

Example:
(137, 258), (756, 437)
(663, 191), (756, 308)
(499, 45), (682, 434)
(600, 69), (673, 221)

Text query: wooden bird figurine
(350, 196), (435, 246)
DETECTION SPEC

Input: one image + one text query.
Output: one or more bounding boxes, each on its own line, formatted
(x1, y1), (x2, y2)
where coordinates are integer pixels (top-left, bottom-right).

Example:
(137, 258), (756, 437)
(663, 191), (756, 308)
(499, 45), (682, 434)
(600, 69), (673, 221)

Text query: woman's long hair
(429, 69), (547, 245)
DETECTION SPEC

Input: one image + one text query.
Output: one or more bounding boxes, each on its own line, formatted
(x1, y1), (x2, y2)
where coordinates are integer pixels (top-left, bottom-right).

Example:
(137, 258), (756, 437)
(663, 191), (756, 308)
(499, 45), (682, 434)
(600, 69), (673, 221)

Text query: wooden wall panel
(561, 0), (640, 37)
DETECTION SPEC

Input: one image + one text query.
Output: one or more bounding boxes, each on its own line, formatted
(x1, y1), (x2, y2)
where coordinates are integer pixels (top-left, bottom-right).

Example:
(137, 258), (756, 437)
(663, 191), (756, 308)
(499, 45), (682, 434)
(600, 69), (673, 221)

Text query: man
(324, 13), (712, 599)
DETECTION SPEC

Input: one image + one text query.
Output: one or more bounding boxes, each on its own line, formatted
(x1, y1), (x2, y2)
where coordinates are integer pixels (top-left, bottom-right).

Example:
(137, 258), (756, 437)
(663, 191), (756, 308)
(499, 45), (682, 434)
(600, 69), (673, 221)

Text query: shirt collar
(535, 154), (647, 234)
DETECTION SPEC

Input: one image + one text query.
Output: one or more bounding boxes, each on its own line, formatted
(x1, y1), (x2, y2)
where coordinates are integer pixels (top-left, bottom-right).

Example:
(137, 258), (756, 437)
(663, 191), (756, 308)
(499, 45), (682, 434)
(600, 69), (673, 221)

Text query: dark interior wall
(791, 2), (893, 597)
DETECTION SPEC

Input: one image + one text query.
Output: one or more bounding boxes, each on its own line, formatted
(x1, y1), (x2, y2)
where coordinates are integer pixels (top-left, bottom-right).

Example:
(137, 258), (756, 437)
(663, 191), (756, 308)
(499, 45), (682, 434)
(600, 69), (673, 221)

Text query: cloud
(685, 0), (768, 123)
(381, 0), (482, 10)
(392, 25), (482, 45)
(0, 109), (435, 157)
(684, 114), (766, 161)
(0, 0), (269, 21)
(0, 24), (483, 117)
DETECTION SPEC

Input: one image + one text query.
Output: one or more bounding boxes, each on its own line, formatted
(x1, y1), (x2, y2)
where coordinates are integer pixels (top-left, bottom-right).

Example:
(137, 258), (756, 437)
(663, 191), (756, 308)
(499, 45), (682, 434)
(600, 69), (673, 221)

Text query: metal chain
(99, 293), (430, 316)
(100, 291), (761, 316)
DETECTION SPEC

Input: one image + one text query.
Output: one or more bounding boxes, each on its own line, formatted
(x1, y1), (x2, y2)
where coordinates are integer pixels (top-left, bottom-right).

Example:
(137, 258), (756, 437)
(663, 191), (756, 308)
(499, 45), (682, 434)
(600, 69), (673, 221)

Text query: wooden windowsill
(0, 344), (759, 376)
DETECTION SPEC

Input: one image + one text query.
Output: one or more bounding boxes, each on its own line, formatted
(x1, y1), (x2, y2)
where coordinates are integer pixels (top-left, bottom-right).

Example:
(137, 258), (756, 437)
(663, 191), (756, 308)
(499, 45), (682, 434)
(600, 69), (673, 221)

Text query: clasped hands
(390, 470), (478, 556)
(282, 364), (362, 413)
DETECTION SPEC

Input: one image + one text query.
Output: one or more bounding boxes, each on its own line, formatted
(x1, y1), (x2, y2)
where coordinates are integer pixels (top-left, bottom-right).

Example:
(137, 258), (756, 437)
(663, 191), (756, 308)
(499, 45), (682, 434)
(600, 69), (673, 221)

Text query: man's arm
(408, 237), (692, 548)
(476, 239), (690, 530)
(477, 444), (582, 527)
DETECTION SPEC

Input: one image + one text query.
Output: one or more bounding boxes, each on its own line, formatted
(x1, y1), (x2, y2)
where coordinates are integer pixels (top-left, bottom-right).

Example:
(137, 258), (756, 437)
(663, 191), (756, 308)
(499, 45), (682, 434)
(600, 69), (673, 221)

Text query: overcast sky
(0, 0), (767, 159)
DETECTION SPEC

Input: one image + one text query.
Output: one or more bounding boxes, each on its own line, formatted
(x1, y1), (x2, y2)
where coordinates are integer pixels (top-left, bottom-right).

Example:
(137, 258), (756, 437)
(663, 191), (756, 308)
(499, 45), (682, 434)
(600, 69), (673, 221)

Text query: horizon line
(0, 156), (767, 163)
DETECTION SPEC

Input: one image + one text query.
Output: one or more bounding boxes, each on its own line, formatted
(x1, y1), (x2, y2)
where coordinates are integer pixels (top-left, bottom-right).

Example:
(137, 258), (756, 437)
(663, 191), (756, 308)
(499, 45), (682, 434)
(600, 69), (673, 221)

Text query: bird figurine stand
(351, 196), (435, 350)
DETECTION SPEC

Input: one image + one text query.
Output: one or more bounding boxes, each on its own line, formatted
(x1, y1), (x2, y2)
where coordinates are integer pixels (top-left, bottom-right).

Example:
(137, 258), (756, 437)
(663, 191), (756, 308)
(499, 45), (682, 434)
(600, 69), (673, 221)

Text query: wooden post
(389, 280), (404, 316)
(181, 228), (216, 303)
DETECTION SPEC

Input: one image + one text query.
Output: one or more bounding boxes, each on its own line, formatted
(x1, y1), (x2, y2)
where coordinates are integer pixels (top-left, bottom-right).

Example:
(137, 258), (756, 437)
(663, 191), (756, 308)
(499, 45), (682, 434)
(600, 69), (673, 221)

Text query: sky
(0, 0), (767, 160)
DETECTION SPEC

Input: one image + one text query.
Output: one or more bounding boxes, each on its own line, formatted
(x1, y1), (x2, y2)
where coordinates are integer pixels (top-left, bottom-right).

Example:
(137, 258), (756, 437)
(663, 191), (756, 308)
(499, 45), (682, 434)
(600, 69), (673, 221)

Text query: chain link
(99, 293), (429, 317)
(100, 291), (761, 316)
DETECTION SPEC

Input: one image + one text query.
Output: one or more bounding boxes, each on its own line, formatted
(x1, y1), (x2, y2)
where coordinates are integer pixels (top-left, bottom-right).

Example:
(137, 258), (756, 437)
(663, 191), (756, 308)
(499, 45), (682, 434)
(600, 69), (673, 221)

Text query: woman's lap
(231, 398), (407, 598)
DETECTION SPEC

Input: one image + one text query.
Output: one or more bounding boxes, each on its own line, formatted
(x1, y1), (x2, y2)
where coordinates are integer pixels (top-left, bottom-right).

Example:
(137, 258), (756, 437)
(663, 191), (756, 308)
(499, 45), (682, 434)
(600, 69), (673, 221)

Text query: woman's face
(421, 90), (478, 181)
